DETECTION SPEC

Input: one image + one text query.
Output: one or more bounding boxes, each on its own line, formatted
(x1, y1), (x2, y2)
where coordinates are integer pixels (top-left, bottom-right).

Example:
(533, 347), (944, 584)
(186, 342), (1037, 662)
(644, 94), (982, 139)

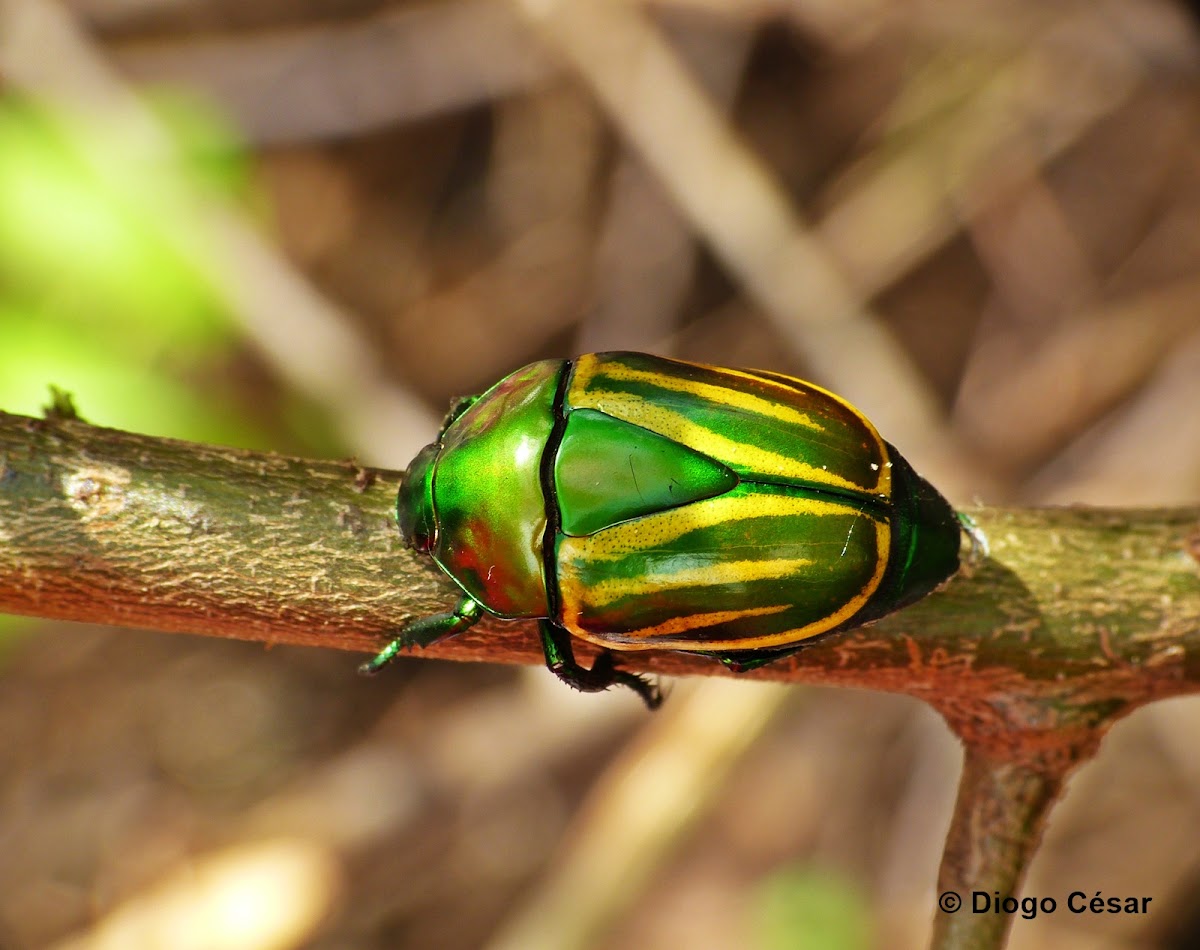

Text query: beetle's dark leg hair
(538, 621), (662, 709)
(359, 596), (484, 676)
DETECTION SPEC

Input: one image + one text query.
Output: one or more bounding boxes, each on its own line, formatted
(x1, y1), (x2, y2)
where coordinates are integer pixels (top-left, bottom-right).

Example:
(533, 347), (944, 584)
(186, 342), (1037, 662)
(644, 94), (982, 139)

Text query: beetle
(362, 352), (961, 708)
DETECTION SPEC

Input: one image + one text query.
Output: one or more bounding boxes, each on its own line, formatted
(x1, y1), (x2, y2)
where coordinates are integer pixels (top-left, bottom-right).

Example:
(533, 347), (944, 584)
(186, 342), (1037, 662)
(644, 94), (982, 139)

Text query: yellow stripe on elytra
(568, 605), (793, 643)
(571, 357), (827, 435)
(582, 558), (815, 608)
(589, 394), (878, 495)
(564, 513), (892, 653)
(813, 515), (890, 638)
(568, 491), (870, 562)
(720, 364), (873, 416)
(570, 357), (889, 495)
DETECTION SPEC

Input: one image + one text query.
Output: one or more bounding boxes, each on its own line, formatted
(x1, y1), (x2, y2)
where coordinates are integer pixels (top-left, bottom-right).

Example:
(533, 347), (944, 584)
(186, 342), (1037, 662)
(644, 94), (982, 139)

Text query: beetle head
(398, 443), (438, 553)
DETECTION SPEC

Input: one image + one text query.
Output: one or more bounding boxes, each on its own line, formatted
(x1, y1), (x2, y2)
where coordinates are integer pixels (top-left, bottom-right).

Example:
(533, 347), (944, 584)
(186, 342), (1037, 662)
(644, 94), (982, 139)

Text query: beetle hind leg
(538, 621), (662, 710)
(359, 596), (483, 675)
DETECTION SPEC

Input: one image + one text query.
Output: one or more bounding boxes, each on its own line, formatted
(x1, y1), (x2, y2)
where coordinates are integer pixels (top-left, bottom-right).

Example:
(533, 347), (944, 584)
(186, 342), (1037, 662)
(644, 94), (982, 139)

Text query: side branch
(931, 747), (1066, 950)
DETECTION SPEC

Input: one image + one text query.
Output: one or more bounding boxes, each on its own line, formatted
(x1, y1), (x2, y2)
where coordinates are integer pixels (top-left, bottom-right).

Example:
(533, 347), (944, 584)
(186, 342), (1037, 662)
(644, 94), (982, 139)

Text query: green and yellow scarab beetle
(363, 352), (961, 707)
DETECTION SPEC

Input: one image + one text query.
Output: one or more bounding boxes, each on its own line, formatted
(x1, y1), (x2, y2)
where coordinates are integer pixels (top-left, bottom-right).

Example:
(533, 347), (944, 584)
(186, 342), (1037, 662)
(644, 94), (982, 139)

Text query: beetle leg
(538, 620), (662, 709)
(359, 596), (483, 675)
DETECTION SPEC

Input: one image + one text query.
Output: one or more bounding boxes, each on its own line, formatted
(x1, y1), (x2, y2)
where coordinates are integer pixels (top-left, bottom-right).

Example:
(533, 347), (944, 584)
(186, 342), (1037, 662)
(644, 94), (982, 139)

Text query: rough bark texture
(2, 410), (1199, 950)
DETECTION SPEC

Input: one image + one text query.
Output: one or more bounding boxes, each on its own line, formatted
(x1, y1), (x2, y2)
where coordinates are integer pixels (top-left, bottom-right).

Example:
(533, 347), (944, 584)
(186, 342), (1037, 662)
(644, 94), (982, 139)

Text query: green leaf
(0, 96), (276, 447)
(0, 97), (238, 343)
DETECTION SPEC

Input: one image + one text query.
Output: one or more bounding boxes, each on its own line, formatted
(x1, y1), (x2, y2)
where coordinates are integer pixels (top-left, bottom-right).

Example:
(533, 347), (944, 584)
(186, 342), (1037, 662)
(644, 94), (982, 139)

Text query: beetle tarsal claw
(602, 654), (664, 710)
(620, 672), (664, 710)
(357, 649), (394, 677)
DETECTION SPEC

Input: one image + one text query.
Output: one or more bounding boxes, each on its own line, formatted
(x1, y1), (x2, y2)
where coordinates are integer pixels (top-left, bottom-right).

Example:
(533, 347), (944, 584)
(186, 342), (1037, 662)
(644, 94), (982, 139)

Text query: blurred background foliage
(0, 94), (244, 432)
(1, 0), (1200, 948)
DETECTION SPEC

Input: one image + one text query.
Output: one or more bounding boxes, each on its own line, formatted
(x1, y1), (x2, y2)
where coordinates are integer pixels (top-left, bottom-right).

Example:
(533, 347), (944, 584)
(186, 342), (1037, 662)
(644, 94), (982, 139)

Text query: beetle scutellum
(363, 352), (961, 707)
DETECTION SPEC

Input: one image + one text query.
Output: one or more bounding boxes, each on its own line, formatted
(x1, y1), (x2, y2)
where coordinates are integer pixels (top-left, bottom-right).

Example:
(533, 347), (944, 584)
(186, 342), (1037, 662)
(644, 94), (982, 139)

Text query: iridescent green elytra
(363, 352), (961, 708)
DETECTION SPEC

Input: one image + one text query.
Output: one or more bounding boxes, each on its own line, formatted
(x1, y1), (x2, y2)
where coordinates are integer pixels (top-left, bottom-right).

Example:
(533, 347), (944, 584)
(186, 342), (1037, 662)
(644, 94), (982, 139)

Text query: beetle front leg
(359, 596), (484, 675)
(538, 621), (662, 710)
